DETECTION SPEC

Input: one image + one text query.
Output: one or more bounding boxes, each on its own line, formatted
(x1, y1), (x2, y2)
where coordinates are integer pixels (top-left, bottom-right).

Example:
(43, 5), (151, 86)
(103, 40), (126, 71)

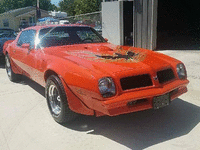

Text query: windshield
(38, 26), (106, 48)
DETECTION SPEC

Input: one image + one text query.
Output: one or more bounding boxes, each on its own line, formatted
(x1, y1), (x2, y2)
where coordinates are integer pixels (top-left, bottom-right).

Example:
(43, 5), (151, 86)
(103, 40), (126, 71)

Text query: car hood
(44, 43), (178, 76)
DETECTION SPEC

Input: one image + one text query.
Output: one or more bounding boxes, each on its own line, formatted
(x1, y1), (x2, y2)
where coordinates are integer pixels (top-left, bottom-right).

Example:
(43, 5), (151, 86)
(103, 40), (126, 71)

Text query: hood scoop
(96, 46), (114, 52)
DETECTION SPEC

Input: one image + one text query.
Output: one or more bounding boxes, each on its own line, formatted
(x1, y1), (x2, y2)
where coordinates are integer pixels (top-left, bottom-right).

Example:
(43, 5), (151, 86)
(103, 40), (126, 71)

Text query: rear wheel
(5, 54), (21, 82)
(45, 75), (78, 123)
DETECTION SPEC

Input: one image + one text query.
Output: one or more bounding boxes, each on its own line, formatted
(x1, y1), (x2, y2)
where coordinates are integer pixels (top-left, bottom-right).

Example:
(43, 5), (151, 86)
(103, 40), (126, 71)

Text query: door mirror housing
(21, 43), (30, 49)
(104, 38), (108, 42)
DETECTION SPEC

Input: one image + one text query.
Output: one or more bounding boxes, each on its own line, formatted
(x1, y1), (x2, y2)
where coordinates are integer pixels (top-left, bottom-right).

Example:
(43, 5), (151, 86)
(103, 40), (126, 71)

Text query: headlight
(176, 63), (186, 79)
(98, 77), (116, 98)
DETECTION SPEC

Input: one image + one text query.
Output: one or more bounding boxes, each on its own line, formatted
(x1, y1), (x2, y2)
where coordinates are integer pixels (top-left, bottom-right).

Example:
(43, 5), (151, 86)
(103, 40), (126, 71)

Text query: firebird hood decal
(66, 46), (147, 63)
(96, 51), (136, 60)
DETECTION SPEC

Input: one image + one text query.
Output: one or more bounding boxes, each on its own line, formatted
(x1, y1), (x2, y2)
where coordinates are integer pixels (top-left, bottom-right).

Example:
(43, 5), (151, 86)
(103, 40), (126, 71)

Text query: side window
(3, 19), (9, 27)
(17, 30), (36, 49)
(76, 30), (101, 43)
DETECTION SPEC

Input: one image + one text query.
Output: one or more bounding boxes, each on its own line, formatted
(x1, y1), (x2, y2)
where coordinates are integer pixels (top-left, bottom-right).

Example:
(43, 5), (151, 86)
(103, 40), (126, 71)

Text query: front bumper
(90, 79), (189, 117)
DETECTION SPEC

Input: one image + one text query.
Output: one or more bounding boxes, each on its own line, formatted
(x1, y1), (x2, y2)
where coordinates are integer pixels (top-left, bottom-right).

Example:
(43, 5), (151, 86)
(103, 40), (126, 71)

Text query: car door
(12, 29), (38, 79)
(10, 30), (31, 75)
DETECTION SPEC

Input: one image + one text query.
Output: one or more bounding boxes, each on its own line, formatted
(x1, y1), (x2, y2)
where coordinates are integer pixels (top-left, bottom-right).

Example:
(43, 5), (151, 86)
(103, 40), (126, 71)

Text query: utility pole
(37, 0), (39, 8)
(36, 0), (41, 22)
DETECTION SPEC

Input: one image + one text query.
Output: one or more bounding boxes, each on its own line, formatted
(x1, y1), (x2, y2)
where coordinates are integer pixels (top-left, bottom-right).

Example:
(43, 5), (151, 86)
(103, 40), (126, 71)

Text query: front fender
(45, 56), (102, 98)
(44, 57), (105, 114)
(59, 75), (94, 115)
(3, 40), (14, 55)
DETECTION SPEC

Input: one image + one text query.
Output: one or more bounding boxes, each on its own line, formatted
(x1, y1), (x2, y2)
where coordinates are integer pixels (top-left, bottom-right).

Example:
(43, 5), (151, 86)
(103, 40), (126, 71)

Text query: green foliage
(59, 0), (76, 16)
(0, 3), (4, 13)
(49, 4), (59, 11)
(74, 0), (101, 15)
(38, 0), (54, 11)
(0, 0), (58, 13)
(0, 0), (101, 15)
(59, 0), (101, 16)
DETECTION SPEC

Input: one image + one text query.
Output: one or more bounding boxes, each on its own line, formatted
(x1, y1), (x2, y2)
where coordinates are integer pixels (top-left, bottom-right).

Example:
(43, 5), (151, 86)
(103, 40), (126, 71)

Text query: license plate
(153, 93), (170, 109)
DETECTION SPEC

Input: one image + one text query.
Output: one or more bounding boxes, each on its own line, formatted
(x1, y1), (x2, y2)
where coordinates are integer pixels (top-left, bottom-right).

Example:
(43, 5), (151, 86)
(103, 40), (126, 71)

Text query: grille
(157, 68), (175, 84)
(120, 74), (153, 90)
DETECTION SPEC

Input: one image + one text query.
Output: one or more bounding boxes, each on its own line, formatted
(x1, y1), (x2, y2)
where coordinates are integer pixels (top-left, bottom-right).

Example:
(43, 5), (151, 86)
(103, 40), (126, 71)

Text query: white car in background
(59, 20), (70, 25)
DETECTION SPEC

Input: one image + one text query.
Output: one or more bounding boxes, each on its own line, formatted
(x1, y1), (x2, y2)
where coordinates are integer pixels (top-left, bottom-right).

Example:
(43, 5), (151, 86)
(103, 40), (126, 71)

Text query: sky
(51, 0), (61, 6)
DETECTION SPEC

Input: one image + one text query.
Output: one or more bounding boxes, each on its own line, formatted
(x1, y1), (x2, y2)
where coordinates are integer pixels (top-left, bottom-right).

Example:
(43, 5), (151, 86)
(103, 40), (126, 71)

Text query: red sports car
(3, 25), (189, 123)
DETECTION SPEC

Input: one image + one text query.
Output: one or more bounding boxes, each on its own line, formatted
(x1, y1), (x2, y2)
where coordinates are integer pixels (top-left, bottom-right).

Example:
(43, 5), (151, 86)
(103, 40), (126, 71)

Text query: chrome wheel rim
(5, 56), (11, 77)
(48, 84), (61, 115)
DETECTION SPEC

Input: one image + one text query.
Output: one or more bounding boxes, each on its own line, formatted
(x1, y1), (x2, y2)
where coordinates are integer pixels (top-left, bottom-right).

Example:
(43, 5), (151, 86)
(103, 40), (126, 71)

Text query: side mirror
(21, 43), (30, 49)
(104, 38), (108, 42)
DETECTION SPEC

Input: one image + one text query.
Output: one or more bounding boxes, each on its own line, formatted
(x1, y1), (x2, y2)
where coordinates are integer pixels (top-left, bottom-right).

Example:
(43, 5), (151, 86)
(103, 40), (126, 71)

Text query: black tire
(45, 75), (78, 123)
(5, 54), (21, 82)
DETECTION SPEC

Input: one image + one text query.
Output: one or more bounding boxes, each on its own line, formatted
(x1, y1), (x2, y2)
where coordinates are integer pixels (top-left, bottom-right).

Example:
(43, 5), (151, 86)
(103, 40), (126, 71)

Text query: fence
(65, 11), (102, 34)
(36, 11), (102, 34)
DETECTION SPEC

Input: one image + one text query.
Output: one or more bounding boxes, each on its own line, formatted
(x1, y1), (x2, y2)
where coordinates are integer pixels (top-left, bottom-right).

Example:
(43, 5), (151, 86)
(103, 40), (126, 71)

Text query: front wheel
(5, 54), (21, 82)
(45, 75), (78, 123)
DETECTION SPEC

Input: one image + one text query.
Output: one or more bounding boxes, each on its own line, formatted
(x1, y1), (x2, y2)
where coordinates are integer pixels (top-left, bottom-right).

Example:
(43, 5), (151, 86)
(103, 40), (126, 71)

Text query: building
(0, 6), (49, 31)
(102, 0), (200, 50)
(102, 0), (157, 50)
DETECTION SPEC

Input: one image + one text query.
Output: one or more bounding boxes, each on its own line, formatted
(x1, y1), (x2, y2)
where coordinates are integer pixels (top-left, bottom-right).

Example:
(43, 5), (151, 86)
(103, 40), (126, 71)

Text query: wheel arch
(44, 69), (94, 116)
(3, 40), (14, 55)
(44, 69), (59, 82)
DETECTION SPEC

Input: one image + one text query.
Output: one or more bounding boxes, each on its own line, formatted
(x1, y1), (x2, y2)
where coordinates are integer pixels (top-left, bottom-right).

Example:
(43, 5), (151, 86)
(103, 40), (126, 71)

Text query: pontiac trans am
(3, 25), (189, 123)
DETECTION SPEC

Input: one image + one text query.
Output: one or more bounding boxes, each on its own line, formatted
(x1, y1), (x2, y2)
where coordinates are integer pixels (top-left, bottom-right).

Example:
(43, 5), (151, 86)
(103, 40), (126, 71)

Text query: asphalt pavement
(0, 50), (200, 150)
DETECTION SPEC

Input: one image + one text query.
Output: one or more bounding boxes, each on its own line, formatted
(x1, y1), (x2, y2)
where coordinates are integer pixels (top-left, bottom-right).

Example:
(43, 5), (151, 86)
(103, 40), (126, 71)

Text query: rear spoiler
(3, 40), (14, 55)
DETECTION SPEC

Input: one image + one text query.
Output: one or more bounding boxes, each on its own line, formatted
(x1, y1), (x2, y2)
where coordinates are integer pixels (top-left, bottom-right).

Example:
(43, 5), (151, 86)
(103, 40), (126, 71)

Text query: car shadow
(0, 56), (5, 68)
(19, 77), (200, 150)
(0, 64), (5, 68)
(18, 76), (45, 97)
(62, 99), (200, 150)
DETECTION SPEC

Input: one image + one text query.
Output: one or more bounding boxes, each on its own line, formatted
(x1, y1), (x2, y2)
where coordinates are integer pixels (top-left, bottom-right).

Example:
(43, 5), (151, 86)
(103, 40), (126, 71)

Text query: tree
(59, 0), (76, 16)
(0, 3), (4, 13)
(74, 0), (101, 15)
(59, 0), (101, 16)
(49, 4), (59, 11)
(38, 0), (55, 11)
(0, 0), (57, 13)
